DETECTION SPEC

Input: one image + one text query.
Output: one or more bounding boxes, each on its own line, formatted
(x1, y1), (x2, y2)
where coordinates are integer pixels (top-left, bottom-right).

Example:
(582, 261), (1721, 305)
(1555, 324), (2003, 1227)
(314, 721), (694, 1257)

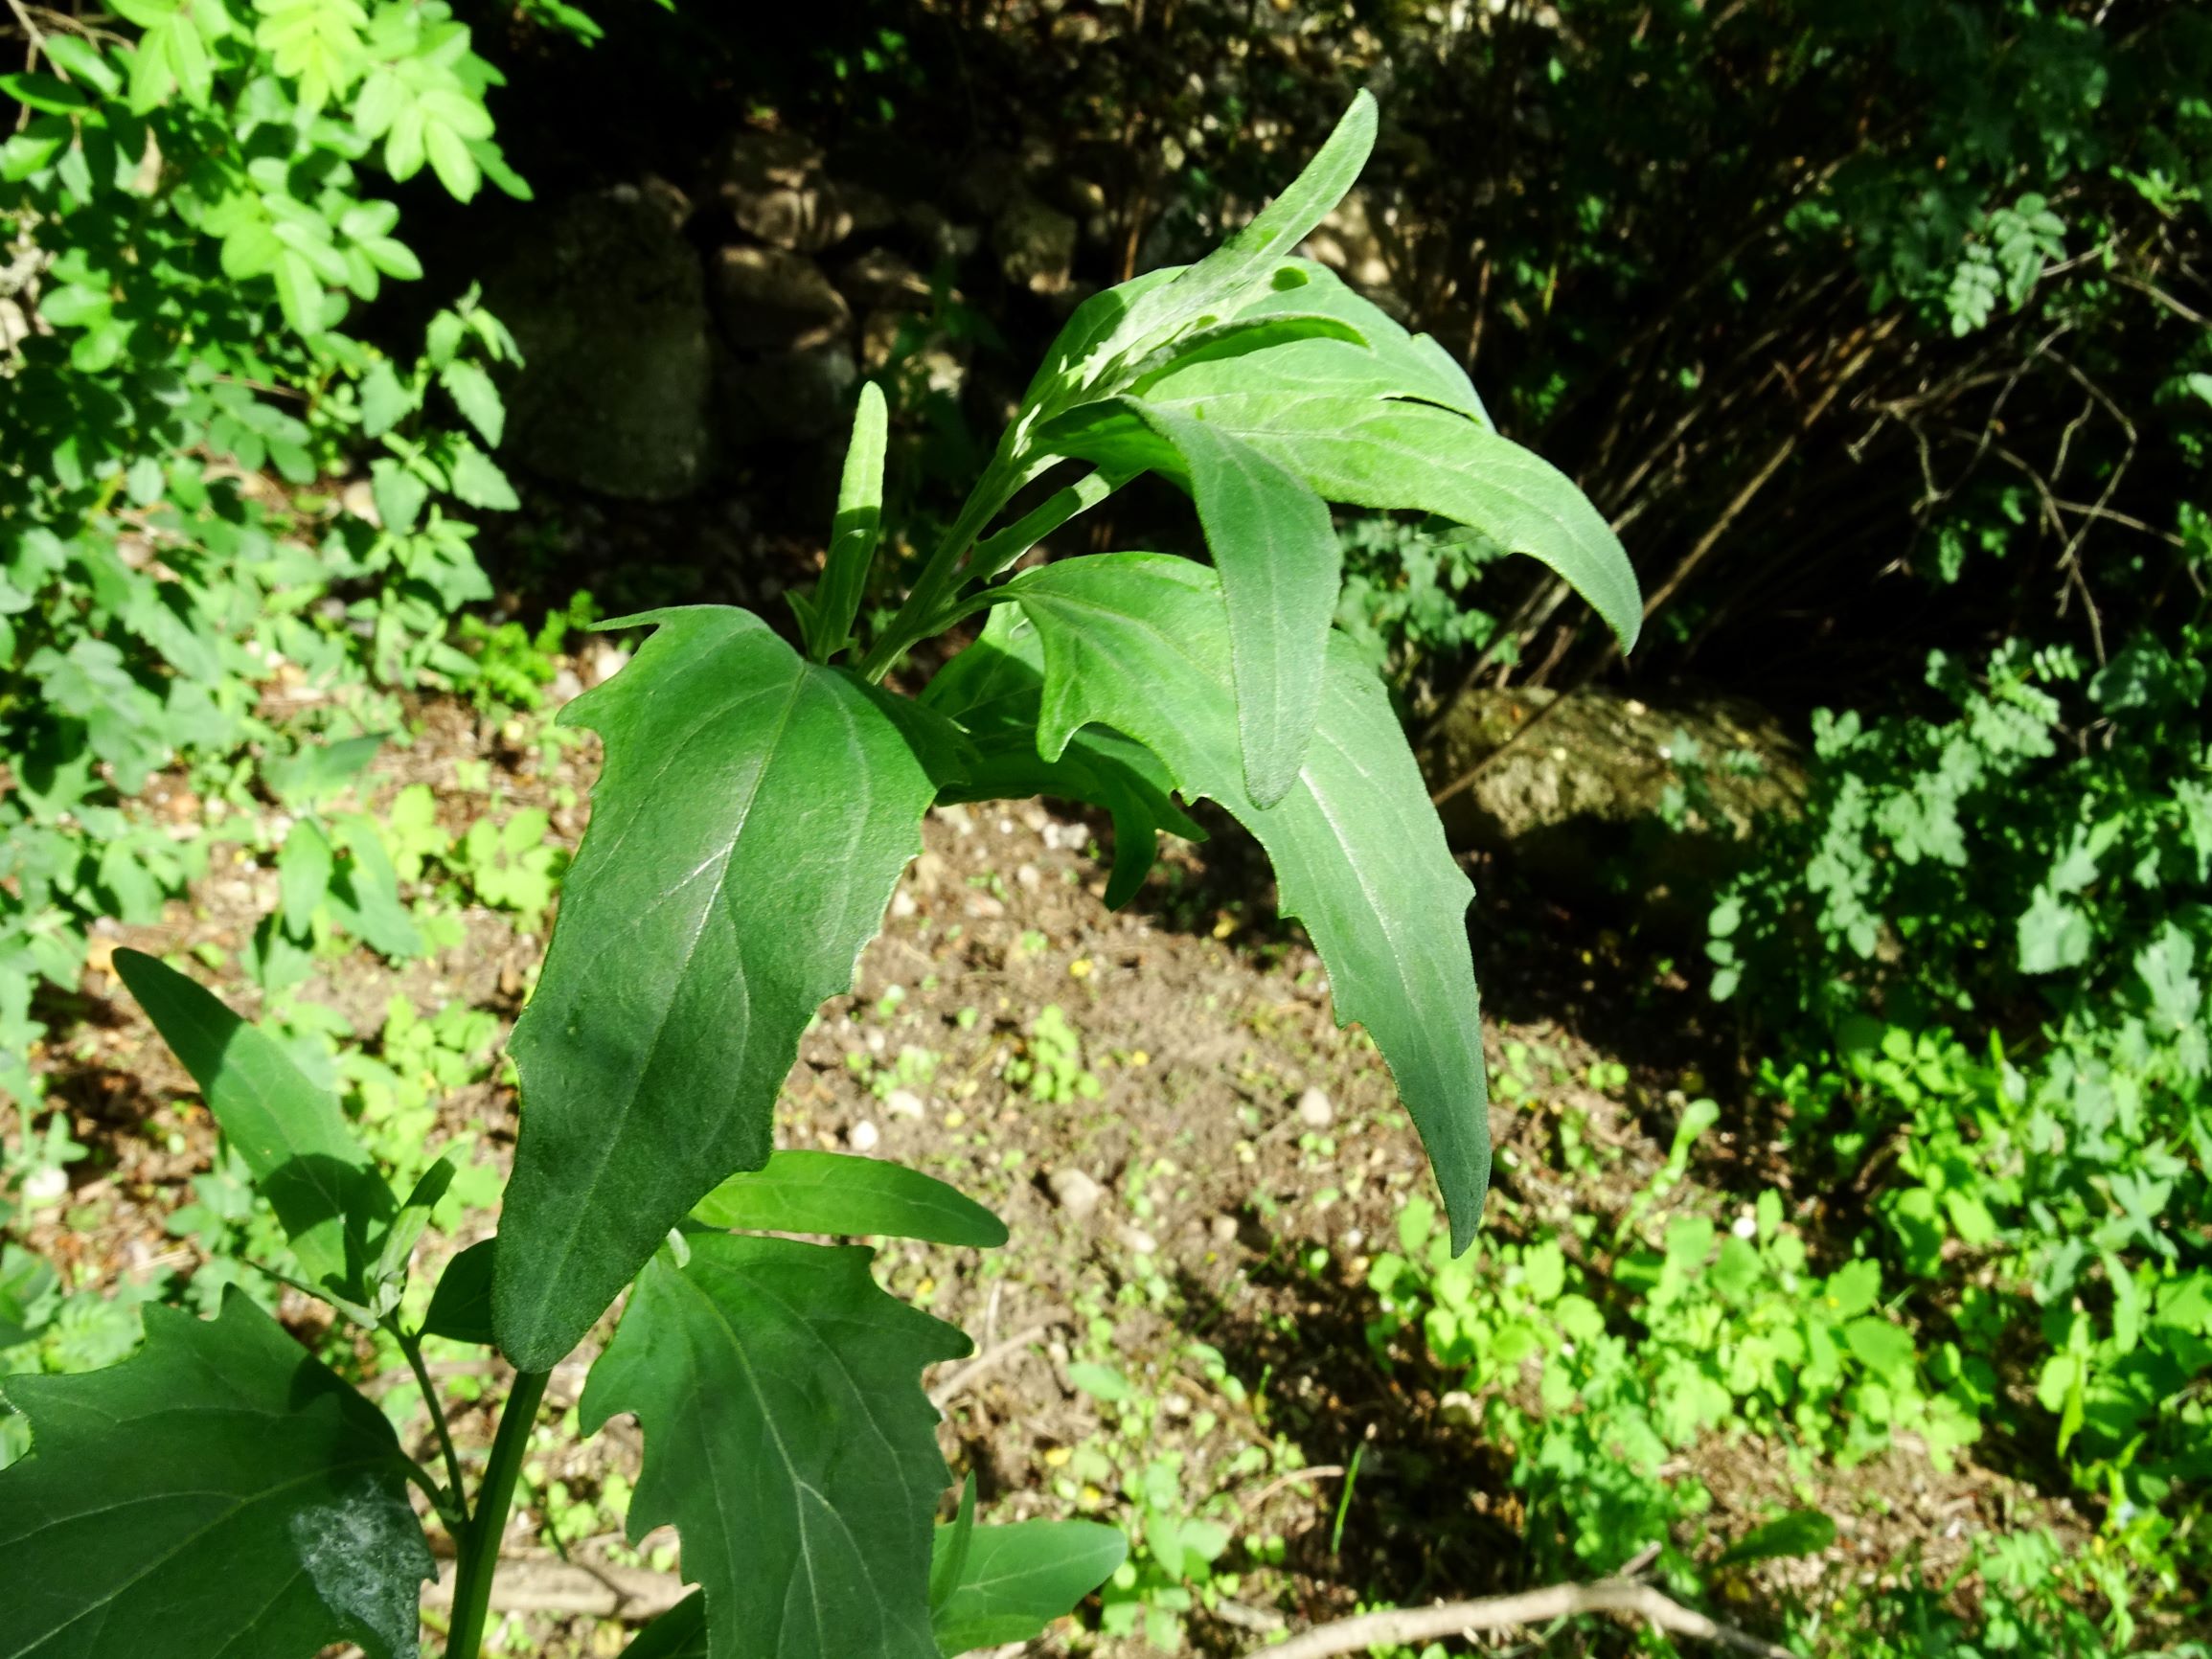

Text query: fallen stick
(1250, 1578), (1795, 1659)
(928, 1319), (1061, 1409)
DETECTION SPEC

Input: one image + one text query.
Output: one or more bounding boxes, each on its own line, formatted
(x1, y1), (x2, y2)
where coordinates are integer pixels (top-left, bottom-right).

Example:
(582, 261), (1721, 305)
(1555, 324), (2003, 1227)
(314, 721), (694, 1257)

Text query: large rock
(706, 129), (893, 254)
(994, 195), (1078, 295)
(1420, 686), (1805, 924)
(711, 245), (851, 352)
(486, 187), (711, 502)
(720, 341), (858, 446)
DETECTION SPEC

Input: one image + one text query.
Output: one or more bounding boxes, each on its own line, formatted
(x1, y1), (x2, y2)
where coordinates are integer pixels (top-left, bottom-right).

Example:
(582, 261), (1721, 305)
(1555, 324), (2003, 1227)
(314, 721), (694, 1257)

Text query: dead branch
(1250, 1577), (1796, 1659)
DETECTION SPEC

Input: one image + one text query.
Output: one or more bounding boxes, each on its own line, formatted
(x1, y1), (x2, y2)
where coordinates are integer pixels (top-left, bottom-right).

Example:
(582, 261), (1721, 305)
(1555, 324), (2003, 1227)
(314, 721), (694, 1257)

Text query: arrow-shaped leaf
(494, 608), (946, 1370)
(581, 1235), (968, 1659)
(1003, 555), (1493, 1250)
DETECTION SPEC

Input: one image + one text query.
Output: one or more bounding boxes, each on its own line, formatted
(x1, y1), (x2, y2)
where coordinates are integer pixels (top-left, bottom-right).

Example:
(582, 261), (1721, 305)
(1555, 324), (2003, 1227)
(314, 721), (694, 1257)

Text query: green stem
(445, 1369), (549, 1659)
(857, 454), (1027, 682)
(388, 1318), (468, 1520)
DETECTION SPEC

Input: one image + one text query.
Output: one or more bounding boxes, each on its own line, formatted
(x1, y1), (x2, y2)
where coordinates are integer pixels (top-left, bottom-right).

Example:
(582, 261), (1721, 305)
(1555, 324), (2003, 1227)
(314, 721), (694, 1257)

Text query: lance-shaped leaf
(1138, 258), (1489, 424)
(422, 1238), (495, 1346)
(0, 1289), (433, 1659)
(495, 608), (946, 1370)
(923, 605), (1202, 907)
(1054, 398), (1339, 806)
(1048, 343), (1639, 653)
(1087, 92), (1377, 381)
(581, 1234), (969, 1659)
(113, 948), (393, 1307)
(1003, 555), (1492, 1250)
(692, 1150), (1008, 1247)
(929, 1518), (1129, 1653)
(801, 381), (888, 661)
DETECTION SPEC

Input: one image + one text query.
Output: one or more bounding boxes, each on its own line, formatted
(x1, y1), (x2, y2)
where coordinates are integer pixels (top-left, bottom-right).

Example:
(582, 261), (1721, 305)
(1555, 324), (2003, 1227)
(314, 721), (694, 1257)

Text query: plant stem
(445, 1369), (549, 1659)
(857, 456), (1025, 682)
(388, 1318), (469, 1521)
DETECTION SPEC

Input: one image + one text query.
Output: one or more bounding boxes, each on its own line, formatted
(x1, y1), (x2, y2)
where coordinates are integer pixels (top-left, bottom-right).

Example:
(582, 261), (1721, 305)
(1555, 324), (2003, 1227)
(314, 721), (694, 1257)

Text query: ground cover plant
(0, 94), (1640, 1657)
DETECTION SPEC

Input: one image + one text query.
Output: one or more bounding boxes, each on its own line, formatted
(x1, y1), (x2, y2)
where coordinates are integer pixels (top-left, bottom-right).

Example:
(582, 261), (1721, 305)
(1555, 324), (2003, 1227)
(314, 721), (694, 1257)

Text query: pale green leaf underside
(693, 1150), (1008, 1247)
(113, 948), (392, 1304)
(495, 608), (942, 1370)
(0, 1291), (432, 1659)
(929, 1519), (1129, 1652)
(582, 1235), (969, 1659)
(1001, 555), (1491, 1249)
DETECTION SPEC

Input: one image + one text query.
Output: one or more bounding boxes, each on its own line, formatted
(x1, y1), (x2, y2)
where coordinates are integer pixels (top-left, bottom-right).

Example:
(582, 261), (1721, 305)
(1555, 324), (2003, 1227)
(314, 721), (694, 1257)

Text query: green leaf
(447, 441), (518, 510)
(359, 359), (416, 438)
(579, 1234), (968, 1659)
(968, 466), (1129, 583)
(279, 817), (333, 938)
(811, 381), (887, 660)
(274, 248), (329, 336)
(1045, 364), (1639, 657)
(692, 1150), (1008, 1247)
(1716, 1508), (1837, 1568)
(262, 731), (387, 807)
(0, 1290), (432, 1659)
(625, 1593), (708, 1658)
(1002, 555), (1491, 1250)
(494, 608), (946, 1370)
(1115, 398), (1340, 806)
(1088, 92), (1376, 382)
(0, 72), (90, 114)
(438, 358), (505, 447)
(370, 456), (430, 534)
(422, 1237), (495, 1345)
(0, 1243), (57, 1351)
(111, 950), (394, 1304)
(424, 117), (480, 201)
(41, 36), (123, 99)
(923, 604), (1203, 908)
(327, 814), (426, 961)
(929, 1518), (1128, 1651)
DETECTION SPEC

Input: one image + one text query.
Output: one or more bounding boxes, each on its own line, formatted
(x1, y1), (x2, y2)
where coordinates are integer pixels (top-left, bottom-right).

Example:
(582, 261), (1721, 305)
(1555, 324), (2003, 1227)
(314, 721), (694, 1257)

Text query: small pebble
(884, 1088), (925, 1121)
(1296, 1086), (1334, 1129)
(1047, 1167), (1104, 1220)
(1116, 1224), (1158, 1255)
(847, 1120), (880, 1153)
(1015, 863), (1040, 890)
(890, 890), (919, 920)
(1439, 1389), (1478, 1429)
(1210, 1215), (1240, 1246)
(22, 1166), (67, 1205)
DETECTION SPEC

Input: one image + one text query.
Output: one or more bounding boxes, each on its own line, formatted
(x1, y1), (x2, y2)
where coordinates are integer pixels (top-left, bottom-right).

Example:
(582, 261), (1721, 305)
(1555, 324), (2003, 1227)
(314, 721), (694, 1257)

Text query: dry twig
(1250, 1577), (1795, 1659)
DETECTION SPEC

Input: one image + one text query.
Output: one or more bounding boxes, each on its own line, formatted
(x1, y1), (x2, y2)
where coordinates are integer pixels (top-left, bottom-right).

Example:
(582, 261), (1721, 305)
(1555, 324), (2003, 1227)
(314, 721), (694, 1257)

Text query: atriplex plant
(0, 94), (1635, 1658)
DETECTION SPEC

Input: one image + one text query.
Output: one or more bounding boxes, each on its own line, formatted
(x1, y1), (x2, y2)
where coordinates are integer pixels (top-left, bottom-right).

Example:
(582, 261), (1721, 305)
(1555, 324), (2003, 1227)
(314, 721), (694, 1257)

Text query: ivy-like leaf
(929, 1518), (1128, 1652)
(0, 1290), (434, 1659)
(924, 605), (1202, 908)
(1002, 555), (1493, 1249)
(693, 1150), (1008, 1247)
(580, 1234), (969, 1659)
(112, 949), (394, 1306)
(495, 609), (945, 1370)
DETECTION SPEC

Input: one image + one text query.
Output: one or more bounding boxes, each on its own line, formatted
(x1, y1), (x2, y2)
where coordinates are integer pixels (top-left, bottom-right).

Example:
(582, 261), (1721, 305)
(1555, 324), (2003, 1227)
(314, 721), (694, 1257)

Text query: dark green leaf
(1117, 398), (1339, 806)
(1002, 556), (1492, 1250)
(422, 1238), (496, 1346)
(692, 1150), (1008, 1247)
(0, 1291), (433, 1659)
(929, 1518), (1128, 1652)
(1716, 1509), (1838, 1568)
(262, 731), (387, 807)
(447, 442), (518, 511)
(923, 605), (1202, 908)
(112, 949), (394, 1303)
(495, 609), (945, 1370)
(580, 1234), (969, 1659)
(359, 360), (416, 439)
(625, 1592), (708, 1659)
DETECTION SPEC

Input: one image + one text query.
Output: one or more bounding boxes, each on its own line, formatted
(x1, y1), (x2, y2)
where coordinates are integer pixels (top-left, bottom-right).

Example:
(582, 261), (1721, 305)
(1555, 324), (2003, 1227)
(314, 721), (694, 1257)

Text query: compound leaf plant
(0, 94), (1637, 1659)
